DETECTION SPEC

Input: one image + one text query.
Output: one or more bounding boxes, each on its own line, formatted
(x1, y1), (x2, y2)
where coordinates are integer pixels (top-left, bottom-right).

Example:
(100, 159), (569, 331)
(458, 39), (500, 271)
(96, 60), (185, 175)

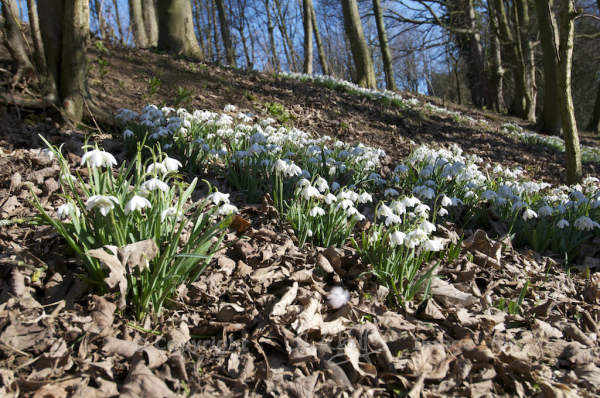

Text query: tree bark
(215, 0), (236, 67)
(557, 0), (582, 184)
(157, 0), (203, 61)
(210, 0), (220, 63)
(486, 0), (505, 112)
(585, 0), (600, 134)
(514, 0), (536, 122)
(535, 0), (562, 136)
(264, 0), (280, 72)
(1, 0), (35, 84)
(142, 0), (159, 47)
(26, 0), (46, 76)
(372, 0), (396, 91)
(302, 0), (313, 74)
(341, 0), (376, 88)
(93, 0), (106, 38)
(129, 0), (149, 48)
(310, 2), (328, 75)
(112, 0), (125, 44)
(273, 0), (299, 71)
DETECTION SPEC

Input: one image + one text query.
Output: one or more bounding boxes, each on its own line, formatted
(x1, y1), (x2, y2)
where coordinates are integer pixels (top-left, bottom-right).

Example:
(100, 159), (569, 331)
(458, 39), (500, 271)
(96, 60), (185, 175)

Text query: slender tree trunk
(142, 0), (159, 47)
(26, 0), (46, 76)
(265, 0), (280, 72)
(310, 2), (328, 75)
(1, 0), (35, 84)
(302, 0), (313, 74)
(273, 0), (299, 71)
(535, 0), (562, 136)
(487, 0), (505, 112)
(372, 0), (396, 90)
(514, 0), (536, 122)
(557, 0), (582, 184)
(341, 0), (376, 88)
(112, 0), (125, 44)
(585, 0), (600, 134)
(129, 0), (148, 48)
(215, 0), (236, 67)
(157, 0), (203, 61)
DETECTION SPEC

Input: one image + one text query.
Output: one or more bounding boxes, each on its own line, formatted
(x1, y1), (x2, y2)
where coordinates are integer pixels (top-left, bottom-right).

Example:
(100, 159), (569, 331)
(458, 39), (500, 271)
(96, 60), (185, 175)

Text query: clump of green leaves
(148, 74), (162, 97)
(174, 86), (194, 108)
(264, 102), (293, 123)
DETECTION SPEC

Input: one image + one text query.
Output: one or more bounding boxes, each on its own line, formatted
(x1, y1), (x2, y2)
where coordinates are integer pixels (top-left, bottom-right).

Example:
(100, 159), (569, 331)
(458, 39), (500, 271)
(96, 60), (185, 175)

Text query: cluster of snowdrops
(32, 103), (600, 320)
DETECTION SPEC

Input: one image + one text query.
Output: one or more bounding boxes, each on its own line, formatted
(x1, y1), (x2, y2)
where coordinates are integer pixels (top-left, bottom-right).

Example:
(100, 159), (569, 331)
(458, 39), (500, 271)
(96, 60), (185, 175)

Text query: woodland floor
(0, 42), (600, 397)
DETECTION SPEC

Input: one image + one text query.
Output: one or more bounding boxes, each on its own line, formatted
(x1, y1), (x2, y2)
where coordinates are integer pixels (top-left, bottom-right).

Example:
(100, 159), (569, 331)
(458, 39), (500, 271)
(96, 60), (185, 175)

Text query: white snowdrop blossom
(422, 239), (444, 252)
(390, 201), (406, 215)
(440, 195), (453, 207)
(86, 195), (120, 216)
(161, 207), (183, 222)
(324, 193), (337, 204)
(41, 148), (55, 161)
(405, 229), (428, 249)
(377, 204), (394, 218)
(223, 104), (236, 112)
(300, 186), (320, 200)
(438, 208), (448, 217)
(123, 129), (134, 139)
(538, 205), (554, 216)
(218, 203), (238, 215)
(414, 204), (431, 214)
(285, 163), (302, 177)
(385, 214), (402, 226)
(142, 178), (169, 192)
(331, 182), (341, 192)
(481, 190), (498, 200)
(147, 162), (168, 174)
(208, 192), (230, 205)
(315, 177), (329, 192)
(418, 220), (436, 233)
(522, 209), (538, 221)
(310, 206), (325, 217)
(162, 156), (182, 172)
(327, 286), (350, 309)
(358, 192), (373, 204)
(556, 219), (569, 229)
(389, 231), (406, 246)
(574, 216), (600, 231)
(81, 149), (117, 168)
(384, 188), (399, 197)
(336, 199), (354, 211)
(57, 203), (80, 220)
(124, 195), (152, 214)
(511, 201), (528, 212)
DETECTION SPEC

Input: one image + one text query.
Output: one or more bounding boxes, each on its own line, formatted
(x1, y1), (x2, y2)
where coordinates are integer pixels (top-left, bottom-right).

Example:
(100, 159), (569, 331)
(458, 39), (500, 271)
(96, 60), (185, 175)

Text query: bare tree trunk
(93, 0), (106, 38)
(112, 0), (125, 44)
(142, 0), (159, 47)
(372, 0), (395, 90)
(26, 0), (46, 76)
(215, 0), (236, 67)
(265, 0), (280, 72)
(557, 0), (582, 184)
(310, 2), (328, 75)
(1, 0), (35, 84)
(486, 0), (504, 112)
(585, 0), (600, 134)
(273, 0), (299, 71)
(210, 0), (220, 63)
(535, 0), (562, 136)
(192, 0), (206, 57)
(302, 0), (313, 74)
(129, 0), (149, 48)
(157, 0), (203, 61)
(341, 0), (376, 88)
(514, 0), (536, 122)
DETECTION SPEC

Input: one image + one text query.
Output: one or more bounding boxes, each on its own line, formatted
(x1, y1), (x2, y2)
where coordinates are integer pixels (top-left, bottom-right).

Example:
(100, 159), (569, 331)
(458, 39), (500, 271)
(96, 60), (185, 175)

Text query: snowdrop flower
(147, 162), (168, 174)
(60, 173), (76, 185)
(124, 195), (152, 214)
(273, 159), (287, 172)
(377, 204), (394, 218)
(300, 186), (320, 200)
(315, 177), (329, 192)
(480, 190), (498, 201)
(358, 192), (373, 204)
(511, 201), (528, 213)
(401, 196), (421, 207)
(223, 104), (236, 113)
(422, 239), (444, 252)
(285, 163), (302, 177)
(419, 220), (436, 233)
(418, 187), (435, 200)
(556, 219), (569, 229)
(81, 149), (117, 168)
(538, 205), (554, 216)
(40, 148), (55, 161)
(390, 201), (406, 215)
(310, 206), (325, 217)
(394, 164), (409, 174)
(346, 207), (360, 218)
(331, 182), (341, 192)
(385, 214), (402, 226)
(389, 231), (406, 246)
(327, 286), (350, 309)
(161, 207), (183, 222)
(57, 203), (80, 220)
(162, 156), (182, 172)
(86, 195), (120, 216)
(208, 192), (230, 205)
(522, 209), (538, 221)
(438, 208), (448, 217)
(405, 229), (428, 249)
(440, 195), (453, 207)
(218, 203), (238, 215)
(123, 129), (134, 139)
(336, 199), (354, 210)
(384, 188), (399, 197)
(142, 178), (169, 192)
(324, 193), (337, 205)
(414, 204), (431, 214)
(574, 216), (600, 231)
